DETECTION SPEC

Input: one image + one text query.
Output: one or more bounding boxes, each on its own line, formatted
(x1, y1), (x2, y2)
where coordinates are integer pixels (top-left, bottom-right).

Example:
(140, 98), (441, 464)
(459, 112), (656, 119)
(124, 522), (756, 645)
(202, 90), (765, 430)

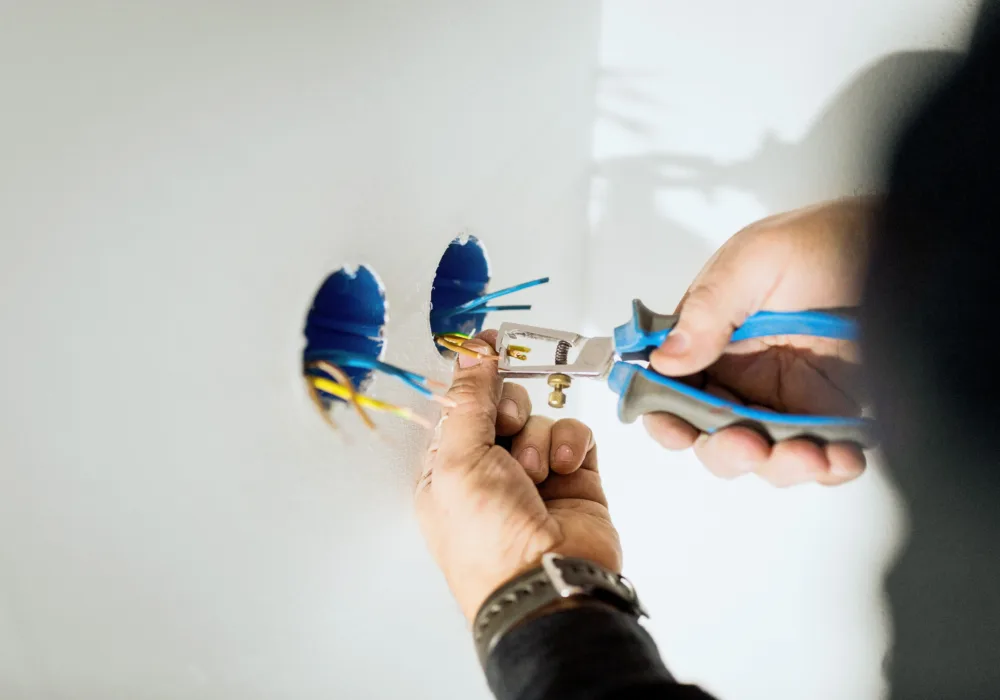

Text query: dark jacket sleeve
(486, 606), (715, 700)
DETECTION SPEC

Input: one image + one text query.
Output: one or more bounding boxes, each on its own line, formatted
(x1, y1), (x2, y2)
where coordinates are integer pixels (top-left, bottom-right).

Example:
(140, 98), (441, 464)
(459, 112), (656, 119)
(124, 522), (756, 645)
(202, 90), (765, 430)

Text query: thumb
(431, 334), (502, 471)
(650, 281), (753, 377)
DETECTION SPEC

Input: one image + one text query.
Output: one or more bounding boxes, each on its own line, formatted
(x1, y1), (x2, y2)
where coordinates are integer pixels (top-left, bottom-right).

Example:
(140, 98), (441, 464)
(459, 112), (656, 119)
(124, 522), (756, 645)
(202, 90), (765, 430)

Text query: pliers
(495, 300), (875, 448)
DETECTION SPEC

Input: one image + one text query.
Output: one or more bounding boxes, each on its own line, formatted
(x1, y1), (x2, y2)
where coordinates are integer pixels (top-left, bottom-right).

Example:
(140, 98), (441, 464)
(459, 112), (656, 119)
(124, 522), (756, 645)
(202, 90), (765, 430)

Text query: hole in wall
(302, 264), (387, 405)
(429, 235), (491, 355)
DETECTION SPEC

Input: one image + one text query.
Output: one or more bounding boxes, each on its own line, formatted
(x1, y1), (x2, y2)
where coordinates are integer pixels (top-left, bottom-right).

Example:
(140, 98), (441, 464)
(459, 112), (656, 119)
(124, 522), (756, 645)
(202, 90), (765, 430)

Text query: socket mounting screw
(547, 373), (572, 409)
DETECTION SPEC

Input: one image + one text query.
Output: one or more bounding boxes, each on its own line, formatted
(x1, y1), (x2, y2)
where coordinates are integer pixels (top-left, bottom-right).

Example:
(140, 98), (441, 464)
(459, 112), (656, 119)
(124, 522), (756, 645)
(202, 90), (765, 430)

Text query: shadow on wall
(587, 51), (960, 334)
(600, 49), (961, 209)
(590, 49), (973, 697)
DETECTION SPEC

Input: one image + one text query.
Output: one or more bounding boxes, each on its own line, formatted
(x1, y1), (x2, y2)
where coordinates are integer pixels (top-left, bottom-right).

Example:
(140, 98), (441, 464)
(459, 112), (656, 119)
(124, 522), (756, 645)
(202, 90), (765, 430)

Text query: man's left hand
(415, 331), (621, 622)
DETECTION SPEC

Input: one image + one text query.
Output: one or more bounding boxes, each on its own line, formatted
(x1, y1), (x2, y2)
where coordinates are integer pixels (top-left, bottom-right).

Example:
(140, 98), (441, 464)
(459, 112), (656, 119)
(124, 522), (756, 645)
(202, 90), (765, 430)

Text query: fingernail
(497, 399), (519, 420)
(458, 352), (482, 368)
(555, 444), (574, 464)
(658, 330), (688, 356)
(519, 447), (540, 471)
(457, 340), (493, 368)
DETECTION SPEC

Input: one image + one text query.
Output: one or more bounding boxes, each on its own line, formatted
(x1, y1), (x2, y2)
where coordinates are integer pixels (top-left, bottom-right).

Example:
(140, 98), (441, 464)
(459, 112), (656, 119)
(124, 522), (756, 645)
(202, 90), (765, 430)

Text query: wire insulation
(309, 377), (432, 428)
(434, 333), (501, 361)
(304, 350), (435, 397)
(431, 277), (549, 319)
(309, 361), (375, 430)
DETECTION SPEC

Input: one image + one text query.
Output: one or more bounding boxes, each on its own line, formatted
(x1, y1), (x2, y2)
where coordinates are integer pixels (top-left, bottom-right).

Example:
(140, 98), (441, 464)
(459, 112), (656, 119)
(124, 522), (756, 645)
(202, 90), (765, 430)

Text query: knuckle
(414, 470), (434, 496)
(445, 395), (495, 426)
(681, 282), (724, 319)
(555, 418), (592, 445)
(447, 375), (488, 403)
(524, 414), (554, 434)
(506, 382), (532, 407)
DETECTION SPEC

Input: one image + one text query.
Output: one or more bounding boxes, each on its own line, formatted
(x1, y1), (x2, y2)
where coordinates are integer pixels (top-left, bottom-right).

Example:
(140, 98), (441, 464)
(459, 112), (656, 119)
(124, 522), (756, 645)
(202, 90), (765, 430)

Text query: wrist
(471, 553), (646, 668)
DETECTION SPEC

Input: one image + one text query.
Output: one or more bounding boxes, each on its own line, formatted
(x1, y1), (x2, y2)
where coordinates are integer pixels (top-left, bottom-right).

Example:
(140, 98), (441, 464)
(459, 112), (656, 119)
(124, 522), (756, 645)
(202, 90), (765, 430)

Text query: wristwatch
(472, 553), (647, 667)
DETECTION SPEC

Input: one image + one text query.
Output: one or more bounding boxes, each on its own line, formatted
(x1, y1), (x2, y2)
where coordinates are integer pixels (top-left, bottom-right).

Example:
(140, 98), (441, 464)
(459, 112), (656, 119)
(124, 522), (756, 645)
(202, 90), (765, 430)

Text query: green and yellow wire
(304, 361), (434, 430)
(310, 360), (375, 430)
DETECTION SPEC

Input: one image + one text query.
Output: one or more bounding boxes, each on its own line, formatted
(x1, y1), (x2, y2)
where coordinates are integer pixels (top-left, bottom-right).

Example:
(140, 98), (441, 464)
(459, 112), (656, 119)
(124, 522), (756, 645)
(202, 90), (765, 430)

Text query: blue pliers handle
(608, 300), (875, 447)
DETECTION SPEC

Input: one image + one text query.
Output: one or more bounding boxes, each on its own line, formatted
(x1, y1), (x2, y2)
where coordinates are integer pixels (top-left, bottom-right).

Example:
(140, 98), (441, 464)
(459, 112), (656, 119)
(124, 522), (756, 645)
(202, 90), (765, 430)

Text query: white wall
(0, 2), (978, 699)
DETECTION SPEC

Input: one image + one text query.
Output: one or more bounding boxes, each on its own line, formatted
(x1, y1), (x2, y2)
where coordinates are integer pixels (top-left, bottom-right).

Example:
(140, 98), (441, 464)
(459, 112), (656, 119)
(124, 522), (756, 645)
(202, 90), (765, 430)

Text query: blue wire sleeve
(459, 305), (533, 315)
(729, 310), (857, 342)
(306, 353), (429, 386)
(303, 316), (385, 338)
(431, 277), (549, 318)
(614, 305), (857, 356)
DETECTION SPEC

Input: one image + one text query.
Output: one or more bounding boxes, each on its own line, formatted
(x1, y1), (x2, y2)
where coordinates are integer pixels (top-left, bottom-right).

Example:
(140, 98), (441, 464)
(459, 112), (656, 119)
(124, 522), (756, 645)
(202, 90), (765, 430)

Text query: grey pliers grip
(610, 299), (874, 447)
(608, 363), (875, 447)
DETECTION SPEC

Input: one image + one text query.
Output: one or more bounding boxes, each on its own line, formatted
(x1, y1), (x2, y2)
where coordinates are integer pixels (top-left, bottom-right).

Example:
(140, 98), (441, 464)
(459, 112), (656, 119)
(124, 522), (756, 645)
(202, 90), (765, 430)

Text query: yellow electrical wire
(434, 333), (503, 361)
(309, 376), (433, 429)
(435, 333), (531, 362)
(435, 336), (483, 359)
(308, 361), (375, 430)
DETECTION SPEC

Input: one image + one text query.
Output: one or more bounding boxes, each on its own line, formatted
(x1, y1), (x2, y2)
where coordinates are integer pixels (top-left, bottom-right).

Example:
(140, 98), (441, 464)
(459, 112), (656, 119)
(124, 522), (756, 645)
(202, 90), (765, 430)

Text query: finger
(707, 345), (862, 416)
(495, 382), (532, 437)
(693, 426), (771, 480)
(754, 439), (829, 488)
(538, 446), (606, 504)
(649, 248), (769, 377)
(549, 419), (595, 475)
(538, 470), (607, 506)
(643, 413), (700, 450)
(580, 436), (599, 472)
(477, 329), (499, 347)
(510, 415), (554, 484)
(644, 380), (745, 454)
(819, 442), (867, 486)
(433, 335), (502, 471)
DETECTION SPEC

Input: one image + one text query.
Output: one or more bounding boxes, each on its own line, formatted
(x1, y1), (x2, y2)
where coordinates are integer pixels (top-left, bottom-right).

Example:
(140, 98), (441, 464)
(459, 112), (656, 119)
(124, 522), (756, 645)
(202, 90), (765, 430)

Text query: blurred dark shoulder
(863, 0), (1000, 483)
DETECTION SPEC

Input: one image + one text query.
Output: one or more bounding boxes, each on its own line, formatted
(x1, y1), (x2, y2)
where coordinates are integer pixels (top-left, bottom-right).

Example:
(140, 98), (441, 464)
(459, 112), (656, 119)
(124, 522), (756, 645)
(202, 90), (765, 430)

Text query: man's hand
(645, 197), (876, 487)
(416, 331), (621, 622)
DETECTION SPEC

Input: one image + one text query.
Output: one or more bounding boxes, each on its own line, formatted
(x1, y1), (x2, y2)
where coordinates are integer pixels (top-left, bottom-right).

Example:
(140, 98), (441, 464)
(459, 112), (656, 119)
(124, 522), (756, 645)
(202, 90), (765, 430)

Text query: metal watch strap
(472, 553), (647, 668)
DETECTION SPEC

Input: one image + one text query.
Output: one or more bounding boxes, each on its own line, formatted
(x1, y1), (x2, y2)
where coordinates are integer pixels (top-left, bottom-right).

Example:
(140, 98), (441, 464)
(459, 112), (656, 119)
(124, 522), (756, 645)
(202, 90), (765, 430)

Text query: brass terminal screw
(547, 373), (572, 409)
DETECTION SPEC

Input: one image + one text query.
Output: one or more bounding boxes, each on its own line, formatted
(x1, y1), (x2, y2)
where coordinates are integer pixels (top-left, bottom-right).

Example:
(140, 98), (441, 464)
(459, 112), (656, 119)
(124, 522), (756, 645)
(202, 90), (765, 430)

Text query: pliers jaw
(495, 322), (616, 380)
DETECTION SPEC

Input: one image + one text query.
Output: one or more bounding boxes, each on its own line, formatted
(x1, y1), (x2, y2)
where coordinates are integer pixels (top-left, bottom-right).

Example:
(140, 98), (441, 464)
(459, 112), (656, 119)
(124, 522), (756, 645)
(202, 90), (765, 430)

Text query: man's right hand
(645, 197), (877, 487)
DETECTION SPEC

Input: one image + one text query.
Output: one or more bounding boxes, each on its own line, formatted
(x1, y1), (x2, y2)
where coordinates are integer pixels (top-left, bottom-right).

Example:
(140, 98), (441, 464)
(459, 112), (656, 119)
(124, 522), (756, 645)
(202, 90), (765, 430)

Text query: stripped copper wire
(506, 344), (531, 361)
(434, 333), (501, 361)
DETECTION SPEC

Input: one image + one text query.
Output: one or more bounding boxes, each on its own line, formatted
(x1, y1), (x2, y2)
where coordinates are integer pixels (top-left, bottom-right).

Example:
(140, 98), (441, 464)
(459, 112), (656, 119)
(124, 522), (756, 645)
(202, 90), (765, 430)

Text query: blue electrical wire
(431, 277), (549, 319)
(305, 352), (428, 386)
(459, 304), (533, 315)
(304, 315), (384, 339)
(303, 350), (434, 397)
